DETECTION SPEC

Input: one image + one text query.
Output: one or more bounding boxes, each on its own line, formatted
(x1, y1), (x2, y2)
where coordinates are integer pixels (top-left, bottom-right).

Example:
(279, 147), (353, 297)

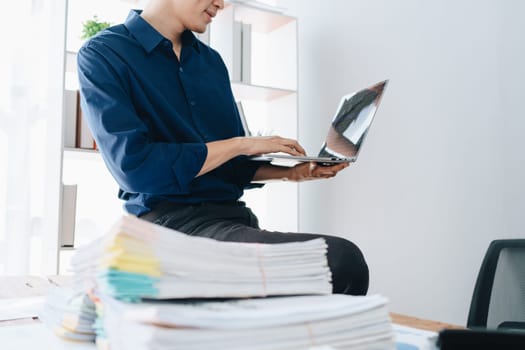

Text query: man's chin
(191, 25), (207, 34)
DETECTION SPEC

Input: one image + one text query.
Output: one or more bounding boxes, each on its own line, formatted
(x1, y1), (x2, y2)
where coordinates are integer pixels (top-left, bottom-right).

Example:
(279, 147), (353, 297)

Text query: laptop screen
(318, 80), (388, 159)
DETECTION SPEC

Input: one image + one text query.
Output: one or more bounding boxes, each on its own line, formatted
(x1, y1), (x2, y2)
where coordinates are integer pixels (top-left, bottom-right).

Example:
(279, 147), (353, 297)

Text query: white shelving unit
(210, 2), (299, 232)
(58, 0), (141, 274)
(57, 0), (299, 273)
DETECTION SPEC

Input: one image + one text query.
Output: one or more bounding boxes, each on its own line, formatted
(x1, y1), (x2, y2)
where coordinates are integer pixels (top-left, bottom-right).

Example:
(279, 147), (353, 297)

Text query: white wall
(280, 0), (525, 325)
(499, 1), (525, 235)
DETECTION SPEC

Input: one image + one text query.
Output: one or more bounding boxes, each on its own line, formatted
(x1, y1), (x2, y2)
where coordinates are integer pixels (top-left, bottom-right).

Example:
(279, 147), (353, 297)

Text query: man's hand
(197, 136), (305, 177)
(239, 136), (306, 157)
(252, 161), (349, 183)
(286, 162), (350, 182)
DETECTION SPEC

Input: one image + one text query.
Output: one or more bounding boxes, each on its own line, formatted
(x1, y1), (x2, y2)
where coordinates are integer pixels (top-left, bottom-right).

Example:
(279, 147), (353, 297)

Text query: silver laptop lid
(317, 80), (388, 160)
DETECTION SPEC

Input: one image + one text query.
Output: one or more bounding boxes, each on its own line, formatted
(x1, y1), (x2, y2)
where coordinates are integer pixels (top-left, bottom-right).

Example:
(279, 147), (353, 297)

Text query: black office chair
(438, 239), (525, 350)
(467, 239), (525, 331)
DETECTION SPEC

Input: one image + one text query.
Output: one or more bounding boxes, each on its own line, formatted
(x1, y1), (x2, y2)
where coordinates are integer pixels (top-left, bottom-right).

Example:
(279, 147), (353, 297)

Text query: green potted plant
(81, 15), (111, 40)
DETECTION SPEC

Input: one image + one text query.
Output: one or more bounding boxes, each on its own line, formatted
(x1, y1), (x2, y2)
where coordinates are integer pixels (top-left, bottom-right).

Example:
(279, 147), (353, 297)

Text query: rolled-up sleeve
(77, 44), (207, 195)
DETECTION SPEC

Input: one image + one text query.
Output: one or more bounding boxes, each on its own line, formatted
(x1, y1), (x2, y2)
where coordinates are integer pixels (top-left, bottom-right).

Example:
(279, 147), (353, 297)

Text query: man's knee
(323, 236), (369, 296)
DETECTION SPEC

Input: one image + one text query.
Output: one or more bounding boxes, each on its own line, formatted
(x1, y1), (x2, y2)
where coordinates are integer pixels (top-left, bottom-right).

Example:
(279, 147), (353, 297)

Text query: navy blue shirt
(77, 10), (262, 216)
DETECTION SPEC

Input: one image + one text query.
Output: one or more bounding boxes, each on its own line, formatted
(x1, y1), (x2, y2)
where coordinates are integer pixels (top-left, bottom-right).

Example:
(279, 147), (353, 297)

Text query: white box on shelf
(60, 184), (77, 248)
(232, 20), (242, 82)
(63, 90), (78, 148)
(241, 22), (252, 84)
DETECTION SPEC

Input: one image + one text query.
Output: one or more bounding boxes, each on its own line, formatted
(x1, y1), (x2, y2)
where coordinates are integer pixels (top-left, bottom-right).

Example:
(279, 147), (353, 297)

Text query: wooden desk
(0, 315), (456, 350)
(0, 275), (94, 349)
(1, 311), (458, 349)
(1, 277), (462, 348)
(0, 275), (71, 328)
(391, 312), (464, 332)
(0, 275), (70, 298)
(0, 276), (462, 332)
(0, 322), (96, 350)
(3, 313), (461, 330)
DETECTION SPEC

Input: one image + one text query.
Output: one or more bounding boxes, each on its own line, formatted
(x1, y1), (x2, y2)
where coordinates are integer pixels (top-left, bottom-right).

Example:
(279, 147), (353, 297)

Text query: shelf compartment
(232, 3), (295, 33)
(232, 82), (296, 101)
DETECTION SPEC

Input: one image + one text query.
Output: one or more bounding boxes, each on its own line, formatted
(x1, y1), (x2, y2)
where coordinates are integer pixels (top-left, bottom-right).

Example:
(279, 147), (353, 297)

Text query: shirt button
(189, 101), (196, 107)
(179, 67), (184, 73)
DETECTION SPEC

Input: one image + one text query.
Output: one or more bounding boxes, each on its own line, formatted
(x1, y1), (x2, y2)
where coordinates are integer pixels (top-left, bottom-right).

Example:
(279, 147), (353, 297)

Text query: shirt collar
(124, 10), (200, 55)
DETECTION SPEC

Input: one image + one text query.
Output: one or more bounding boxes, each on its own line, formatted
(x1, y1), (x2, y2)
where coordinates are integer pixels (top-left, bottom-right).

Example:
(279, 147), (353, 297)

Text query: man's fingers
(279, 142), (304, 156)
(257, 136), (306, 156)
(291, 141), (306, 155)
(280, 138), (305, 155)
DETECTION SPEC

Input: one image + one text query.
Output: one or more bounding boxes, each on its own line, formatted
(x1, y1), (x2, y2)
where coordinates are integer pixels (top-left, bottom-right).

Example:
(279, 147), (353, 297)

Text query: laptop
(251, 80), (388, 165)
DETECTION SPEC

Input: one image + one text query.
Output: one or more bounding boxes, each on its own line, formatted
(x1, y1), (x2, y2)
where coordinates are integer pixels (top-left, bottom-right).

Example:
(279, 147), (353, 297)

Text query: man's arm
(196, 136), (306, 177)
(198, 135), (349, 182)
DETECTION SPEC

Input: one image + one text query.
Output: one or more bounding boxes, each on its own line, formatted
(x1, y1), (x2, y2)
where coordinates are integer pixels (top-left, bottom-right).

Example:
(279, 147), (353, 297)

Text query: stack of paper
(71, 215), (332, 301)
(50, 216), (395, 349)
(393, 324), (438, 350)
(97, 294), (395, 350)
(39, 287), (96, 342)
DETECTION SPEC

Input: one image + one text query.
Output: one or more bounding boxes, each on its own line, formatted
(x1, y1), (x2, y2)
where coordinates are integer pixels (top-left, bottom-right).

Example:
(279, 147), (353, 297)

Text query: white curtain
(0, 0), (65, 275)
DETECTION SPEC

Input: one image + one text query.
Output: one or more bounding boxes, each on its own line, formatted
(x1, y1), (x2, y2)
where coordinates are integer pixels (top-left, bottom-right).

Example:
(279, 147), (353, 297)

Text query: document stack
(71, 215), (332, 301)
(39, 286), (97, 342)
(96, 294), (395, 350)
(58, 215), (395, 349)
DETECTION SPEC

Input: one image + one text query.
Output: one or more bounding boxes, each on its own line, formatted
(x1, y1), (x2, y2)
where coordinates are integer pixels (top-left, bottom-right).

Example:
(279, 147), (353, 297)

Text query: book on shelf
(64, 89), (97, 150)
(75, 90), (97, 150)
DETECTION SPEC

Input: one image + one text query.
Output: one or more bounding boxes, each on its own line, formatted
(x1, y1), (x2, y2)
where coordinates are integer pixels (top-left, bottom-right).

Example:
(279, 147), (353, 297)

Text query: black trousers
(140, 201), (369, 295)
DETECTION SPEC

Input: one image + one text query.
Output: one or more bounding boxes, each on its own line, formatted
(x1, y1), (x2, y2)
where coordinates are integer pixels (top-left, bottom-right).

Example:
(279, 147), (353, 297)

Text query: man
(77, 0), (369, 295)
